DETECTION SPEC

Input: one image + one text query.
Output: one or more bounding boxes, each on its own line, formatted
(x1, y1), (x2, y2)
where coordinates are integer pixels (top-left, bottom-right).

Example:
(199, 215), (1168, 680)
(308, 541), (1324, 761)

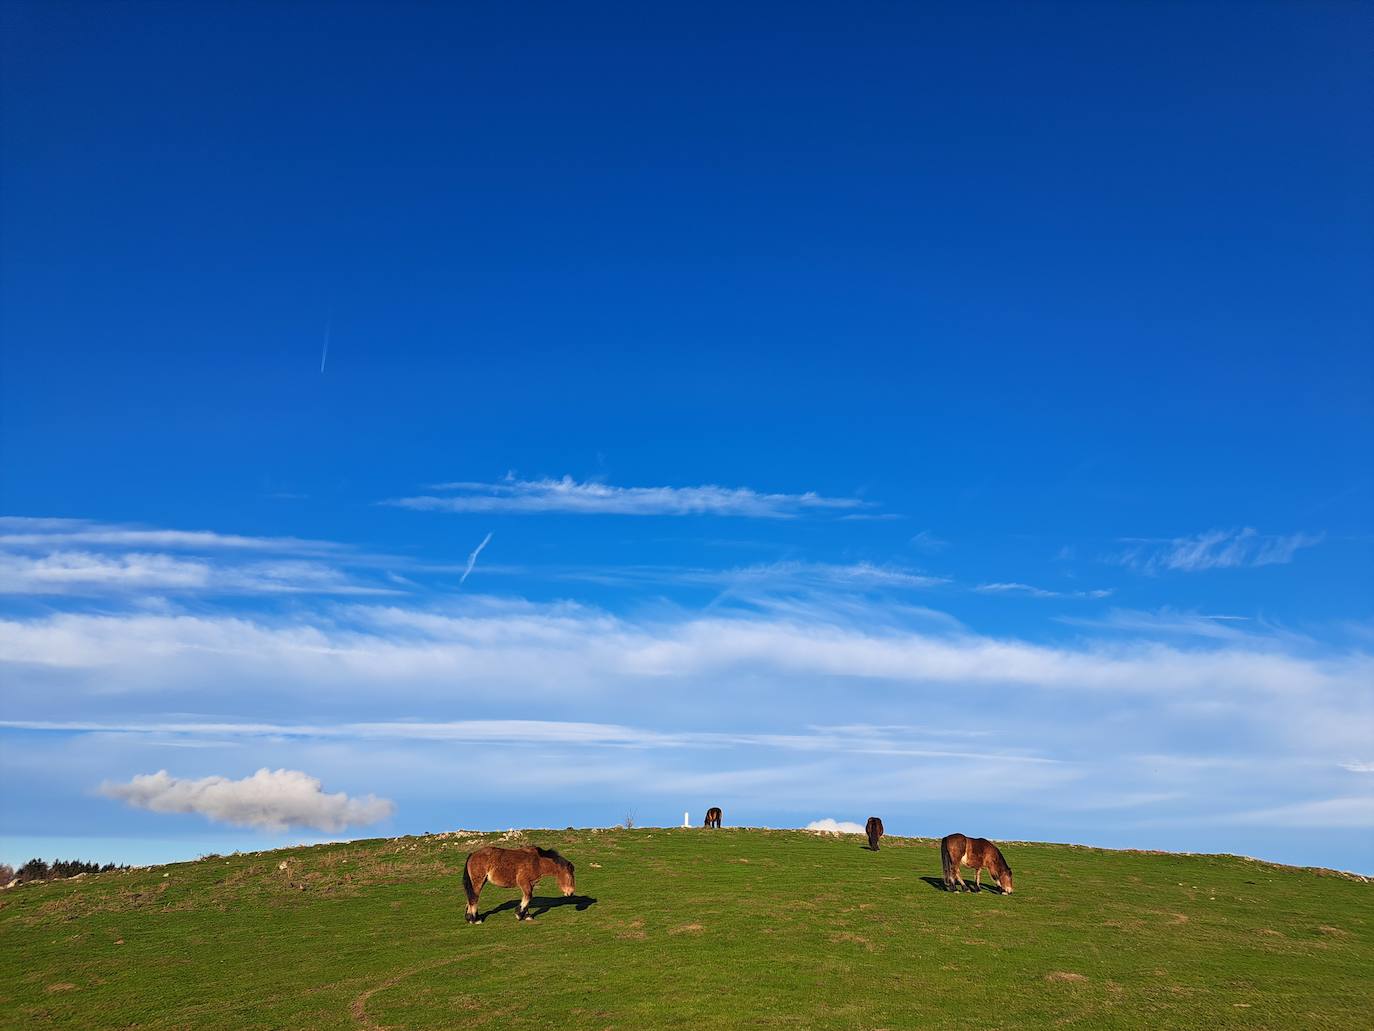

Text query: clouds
(0, 518), (398, 597)
(0, 517), (339, 554)
(0, 550), (397, 596)
(806, 818), (866, 834)
(2, 509), (1368, 865)
(2, 600), (1359, 705)
(1115, 528), (1323, 574)
(385, 476), (869, 518)
(459, 532), (493, 585)
(100, 768), (394, 831)
(975, 582), (1112, 600)
(543, 560), (949, 593)
(3, 587), (1369, 861)
(1, 717), (1056, 766)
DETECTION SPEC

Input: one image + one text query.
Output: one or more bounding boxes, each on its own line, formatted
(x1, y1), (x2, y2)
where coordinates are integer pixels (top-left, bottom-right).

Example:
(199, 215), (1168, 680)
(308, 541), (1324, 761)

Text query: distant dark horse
(463, 845), (576, 922)
(704, 806), (722, 829)
(865, 816), (884, 851)
(940, 834), (1013, 894)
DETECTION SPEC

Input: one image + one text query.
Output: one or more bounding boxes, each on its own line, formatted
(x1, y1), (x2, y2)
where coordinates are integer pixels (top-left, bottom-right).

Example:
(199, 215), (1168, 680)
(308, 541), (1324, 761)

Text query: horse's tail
(940, 836), (955, 882)
(462, 856), (478, 905)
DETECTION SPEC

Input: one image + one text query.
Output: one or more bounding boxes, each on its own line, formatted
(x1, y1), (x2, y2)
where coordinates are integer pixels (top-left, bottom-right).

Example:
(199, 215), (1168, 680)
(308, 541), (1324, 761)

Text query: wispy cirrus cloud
(459, 532), (493, 586)
(910, 531), (949, 553)
(384, 476), (870, 518)
(975, 581), (1112, 600)
(0, 517), (340, 554)
(0, 551), (399, 596)
(1055, 608), (1256, 641)
(538, 560), (948, 592)
(0, 518), (399, 597)
(1113, 528), (1323, 574)
(3, 601), (1368, 730)
(100, 768), (393, 831)
(3, 718), (1053, 765)
(1222, 795), (1374, 829)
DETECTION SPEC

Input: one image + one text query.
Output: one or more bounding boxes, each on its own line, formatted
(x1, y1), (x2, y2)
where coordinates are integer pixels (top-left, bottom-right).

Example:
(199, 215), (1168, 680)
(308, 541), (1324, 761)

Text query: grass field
(2, 827), (1370, 1030)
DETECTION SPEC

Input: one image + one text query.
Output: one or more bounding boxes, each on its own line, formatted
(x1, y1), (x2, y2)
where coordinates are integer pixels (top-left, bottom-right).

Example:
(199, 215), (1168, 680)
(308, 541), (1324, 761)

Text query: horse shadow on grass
(479, 895), (599, 921)
(919, 876), (1007, 895)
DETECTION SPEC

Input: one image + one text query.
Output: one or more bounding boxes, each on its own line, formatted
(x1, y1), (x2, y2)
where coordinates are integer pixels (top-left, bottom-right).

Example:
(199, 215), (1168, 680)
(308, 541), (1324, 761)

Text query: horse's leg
(974, 866), (982, 892)
(464, 866), (484, 924)
(954, 862), (968, 892)
(516, 876), (535, 921)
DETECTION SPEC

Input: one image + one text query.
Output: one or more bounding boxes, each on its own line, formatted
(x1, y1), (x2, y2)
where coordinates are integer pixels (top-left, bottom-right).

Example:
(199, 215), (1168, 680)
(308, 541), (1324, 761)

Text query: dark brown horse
(940, 833), (1013, 894)
(704, 806), (722, 828)
(865, 816), (884, 850)
(463, 845), (576, 922)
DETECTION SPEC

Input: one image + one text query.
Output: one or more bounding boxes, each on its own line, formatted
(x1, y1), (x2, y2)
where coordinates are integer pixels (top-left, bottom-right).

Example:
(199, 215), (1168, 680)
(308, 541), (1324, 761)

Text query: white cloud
(1056, 608), (1259, 641)
(0, 718), (1059, 765)
(0, 550), (397, 596)
(1341, 761), (1374, 774)
(975, 582), (1112, 599)
(459, 532), (493, 586)
(0, 517), (340, 554)
(1224, 795), (1374, 829)
(2, 602), (1366, 708)
(806, 818), (866, 834)
(384, 476), (869, 518)
(0, 518), (408, 596)
(1115, 528), (1323, 574)
(99, 768), (394, 831)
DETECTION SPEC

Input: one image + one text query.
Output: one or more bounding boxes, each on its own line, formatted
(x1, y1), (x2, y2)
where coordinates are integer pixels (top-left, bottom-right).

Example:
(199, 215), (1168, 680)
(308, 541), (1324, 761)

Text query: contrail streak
(320, 316), (331, 373)
(460, 532), (493, 585)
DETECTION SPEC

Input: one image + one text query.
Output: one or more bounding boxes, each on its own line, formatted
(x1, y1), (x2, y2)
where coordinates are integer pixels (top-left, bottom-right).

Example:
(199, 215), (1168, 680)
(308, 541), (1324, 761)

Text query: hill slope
(2, 828), (1370, 1029)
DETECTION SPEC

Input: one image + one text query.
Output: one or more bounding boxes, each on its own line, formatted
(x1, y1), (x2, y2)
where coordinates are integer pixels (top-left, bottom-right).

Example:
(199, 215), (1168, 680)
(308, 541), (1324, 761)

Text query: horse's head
(998, 868), (1014, 894)
(557, 858), (576, 897)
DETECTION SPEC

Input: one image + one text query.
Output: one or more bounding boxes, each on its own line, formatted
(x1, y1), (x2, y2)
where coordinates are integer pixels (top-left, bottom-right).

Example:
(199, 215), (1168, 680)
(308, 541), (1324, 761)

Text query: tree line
(1, 858), (130, 885)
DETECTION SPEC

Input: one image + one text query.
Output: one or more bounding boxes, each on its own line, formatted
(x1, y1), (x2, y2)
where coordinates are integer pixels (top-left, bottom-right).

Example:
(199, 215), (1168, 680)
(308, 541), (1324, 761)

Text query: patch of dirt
(1317, 926), (1349, 937)
(669, 923), (705, 935)
(616, 918), (646, 941)
(1168, 913), (1189, 924)
(1045, 972), (1088, 983)
(831, 932), (875, 951)
(1258, 928), (1283, 937)
(46, 983), (77, 993)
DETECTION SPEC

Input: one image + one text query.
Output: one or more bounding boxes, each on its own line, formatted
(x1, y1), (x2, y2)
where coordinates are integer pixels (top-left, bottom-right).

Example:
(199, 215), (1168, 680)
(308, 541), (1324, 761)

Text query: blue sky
(1, 1), (1371, 872)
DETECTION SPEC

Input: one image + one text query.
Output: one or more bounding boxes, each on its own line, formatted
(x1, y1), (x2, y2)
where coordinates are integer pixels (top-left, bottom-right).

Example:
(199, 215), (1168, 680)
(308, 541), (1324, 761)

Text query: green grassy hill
(2, 828), (1370, 1030)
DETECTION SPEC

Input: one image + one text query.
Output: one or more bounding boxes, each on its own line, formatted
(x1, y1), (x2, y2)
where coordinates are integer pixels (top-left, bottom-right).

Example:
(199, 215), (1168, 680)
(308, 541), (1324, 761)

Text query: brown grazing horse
(865, 816), (884, 851)
(704, 806), (722, 828)
(463, 845), (576, 922)
(940, 833), (1013, 894)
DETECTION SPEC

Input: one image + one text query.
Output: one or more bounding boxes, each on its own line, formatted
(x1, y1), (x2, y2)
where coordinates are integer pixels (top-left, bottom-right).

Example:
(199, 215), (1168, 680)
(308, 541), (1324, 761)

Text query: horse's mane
(536, 847), (570, 866)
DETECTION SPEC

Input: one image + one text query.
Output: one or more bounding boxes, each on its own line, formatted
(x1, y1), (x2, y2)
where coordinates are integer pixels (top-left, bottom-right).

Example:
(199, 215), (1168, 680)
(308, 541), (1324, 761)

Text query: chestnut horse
(704, 806), (722, 828)
(940, 834), (1013, 894)
(865, 816), (884, 851)
(463, 845), (576, 922)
